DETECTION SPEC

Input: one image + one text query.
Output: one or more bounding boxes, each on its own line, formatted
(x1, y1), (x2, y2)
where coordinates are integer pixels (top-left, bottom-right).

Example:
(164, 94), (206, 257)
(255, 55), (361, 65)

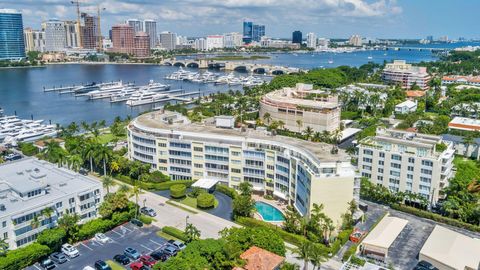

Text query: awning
(191, 178), (219, 190)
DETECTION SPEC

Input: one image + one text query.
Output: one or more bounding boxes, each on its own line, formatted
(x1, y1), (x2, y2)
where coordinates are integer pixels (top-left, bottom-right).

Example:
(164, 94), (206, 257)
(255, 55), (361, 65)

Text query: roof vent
(59, 182), (67, 187)
(16, 171), (24, 175)
(0, 204), (5, 211)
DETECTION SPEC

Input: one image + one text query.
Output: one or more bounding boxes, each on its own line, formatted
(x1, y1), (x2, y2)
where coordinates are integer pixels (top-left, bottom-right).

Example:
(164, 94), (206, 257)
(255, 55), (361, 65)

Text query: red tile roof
(238, 246), (285, 270)
(406, 90), (426, 97)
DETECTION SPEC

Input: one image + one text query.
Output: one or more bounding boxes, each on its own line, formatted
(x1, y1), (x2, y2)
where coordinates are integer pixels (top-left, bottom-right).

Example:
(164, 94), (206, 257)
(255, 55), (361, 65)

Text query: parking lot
(27, 222), (168, 270)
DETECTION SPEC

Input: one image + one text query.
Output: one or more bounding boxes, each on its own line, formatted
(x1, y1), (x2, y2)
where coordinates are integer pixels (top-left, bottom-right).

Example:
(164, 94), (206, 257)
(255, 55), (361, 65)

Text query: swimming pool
(255, 201), (285, 222)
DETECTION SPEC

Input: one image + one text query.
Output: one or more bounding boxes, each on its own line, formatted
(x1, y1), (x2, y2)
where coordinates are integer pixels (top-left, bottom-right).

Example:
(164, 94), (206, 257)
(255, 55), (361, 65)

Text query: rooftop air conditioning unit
(0, 204), (5, 211)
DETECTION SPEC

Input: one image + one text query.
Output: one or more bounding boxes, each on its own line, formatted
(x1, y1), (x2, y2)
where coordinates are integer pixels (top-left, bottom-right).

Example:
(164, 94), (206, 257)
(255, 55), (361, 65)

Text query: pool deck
(253, 195), (287, 226)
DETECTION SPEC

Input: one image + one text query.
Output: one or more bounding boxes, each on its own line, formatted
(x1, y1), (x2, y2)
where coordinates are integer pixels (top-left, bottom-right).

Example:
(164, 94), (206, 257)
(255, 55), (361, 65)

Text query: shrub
(170, 184), (187, 198)
(197, 193), (215, 208)
(36, 227), (66, 252)
(115, 176), (194, 191)
(235, 217), (305, 246)
(77, 219), (115, 240)
(147, 171), (170, 183)
(215, 184), (238, 199)
(139, 214), (155, 225)
(162, 226), (188, 242)
(342, 243), (358, 262)
(0, 243), (50, 270)
(350, 256), (366, 266)
(112, 210), (133, 224)
(18, 142), (38, 156)
(188, 187), (204, 198)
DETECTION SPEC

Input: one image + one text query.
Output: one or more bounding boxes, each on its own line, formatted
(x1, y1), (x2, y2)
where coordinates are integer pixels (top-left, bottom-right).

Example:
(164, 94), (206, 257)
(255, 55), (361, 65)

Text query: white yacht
(0, 115), (57, 143)
(126, 91), (168, 106)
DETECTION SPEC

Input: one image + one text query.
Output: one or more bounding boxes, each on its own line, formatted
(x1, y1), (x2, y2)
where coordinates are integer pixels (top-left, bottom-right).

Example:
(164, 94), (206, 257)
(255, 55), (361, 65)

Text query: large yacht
(0, 115), (57, 144)
(126, 91), (168, 106)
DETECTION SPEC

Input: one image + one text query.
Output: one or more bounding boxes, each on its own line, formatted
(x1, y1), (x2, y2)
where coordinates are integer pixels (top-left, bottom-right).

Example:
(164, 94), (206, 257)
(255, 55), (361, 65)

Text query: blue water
(255, 201), (285, 222)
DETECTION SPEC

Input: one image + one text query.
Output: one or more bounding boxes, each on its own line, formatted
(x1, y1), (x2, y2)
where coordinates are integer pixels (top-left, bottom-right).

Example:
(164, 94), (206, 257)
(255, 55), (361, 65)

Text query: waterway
(0, 42), (478, 126)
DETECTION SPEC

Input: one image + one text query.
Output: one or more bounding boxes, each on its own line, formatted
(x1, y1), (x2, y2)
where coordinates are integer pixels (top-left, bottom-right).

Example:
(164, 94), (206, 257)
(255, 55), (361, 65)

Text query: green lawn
(106, 260), (125, 270)
(156, 230), (183, 241)
(165, 200), (199, 214)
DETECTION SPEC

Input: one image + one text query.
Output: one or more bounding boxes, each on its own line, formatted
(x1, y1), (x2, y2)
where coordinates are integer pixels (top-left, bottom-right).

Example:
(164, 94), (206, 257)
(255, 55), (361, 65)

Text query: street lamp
(185, 215), (190, 229)
(143, 198), (146, 208)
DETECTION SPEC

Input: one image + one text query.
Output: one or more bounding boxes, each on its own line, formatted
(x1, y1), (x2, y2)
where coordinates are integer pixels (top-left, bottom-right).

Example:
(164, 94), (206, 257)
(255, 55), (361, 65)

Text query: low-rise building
(235, 246), (285, 270)
(259, 83), (341, 133)
(441, 75), (480, 87)
(395, 100), (417, 114)
(448, 117), (480, 132)
(357, 128), (455, 203)
(441, 134), (480, 160)
(0, 158), (103, 250)
(206, 35), (224, 51)
(127, 111), (359, 224)
(419, 225), (480, 270)
(382, 60), (431, 90)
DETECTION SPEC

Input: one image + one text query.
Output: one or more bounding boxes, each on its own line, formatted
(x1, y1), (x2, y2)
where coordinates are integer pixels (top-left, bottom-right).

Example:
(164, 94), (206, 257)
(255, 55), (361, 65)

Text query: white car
(94, 233), (111, 244)
(61, 243), (80, 258)
(83, 267), (95, 270)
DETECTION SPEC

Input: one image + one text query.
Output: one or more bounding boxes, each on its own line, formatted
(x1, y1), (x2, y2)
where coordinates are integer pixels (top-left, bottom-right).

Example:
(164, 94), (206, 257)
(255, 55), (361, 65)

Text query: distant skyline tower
(82, 13), (99, 50)
(44, 19), (66, 52)
(159, 31), (176, 51)
(252, 24), (265, 42)
(306, 32), (317, 48)
(64, 20), (80, 48)
(292, 30), (302, 44)
(0, 9), (26, 60)
(143, 20), (157, 48)
(111, 24), (134, 54)
(243, 21), (253, 44)
(126, 19), (143, 33)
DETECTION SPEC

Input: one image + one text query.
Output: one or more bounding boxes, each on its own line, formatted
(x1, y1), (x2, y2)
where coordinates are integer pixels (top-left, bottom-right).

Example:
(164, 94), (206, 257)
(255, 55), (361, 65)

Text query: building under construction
(81, 13), (99, 49)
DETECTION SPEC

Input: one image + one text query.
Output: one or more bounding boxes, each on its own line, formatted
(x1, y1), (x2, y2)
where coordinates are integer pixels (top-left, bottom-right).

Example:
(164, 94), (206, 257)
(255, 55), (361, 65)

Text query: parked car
(139, 255), (157, 267)
(130, 262), (150, 270)
(79, 168), (88, 175)
(130, 218), (143, 227)
(83, 267), (96, 270)
(124, 247), (141, 260)
(50, 252), (68, 264)
(414, 261), (438, 270)
(94, 260), (112, 270)
(140, 207), (156, 217)
(113, 254), (130, 265)
(61, 243), (80, 258)
(4, 153), (21, 161)
(167, 240), (186, 250)
(349, 228), (366, 243)
(40, 258), (56, 269)
(162, 245), (177, 256)
(94, 233), (111, 243)
(150, 250), (169, 262)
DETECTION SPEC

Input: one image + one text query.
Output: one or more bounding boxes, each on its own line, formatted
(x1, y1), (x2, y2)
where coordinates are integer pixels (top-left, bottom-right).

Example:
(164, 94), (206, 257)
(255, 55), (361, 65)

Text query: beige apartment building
(259, 83), (341, 133)
(357, 128), (455, 204)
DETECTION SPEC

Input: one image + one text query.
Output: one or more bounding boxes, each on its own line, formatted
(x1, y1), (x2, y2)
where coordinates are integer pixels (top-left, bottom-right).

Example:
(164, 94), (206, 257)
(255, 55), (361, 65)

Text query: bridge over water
(161, 58), (301, 75)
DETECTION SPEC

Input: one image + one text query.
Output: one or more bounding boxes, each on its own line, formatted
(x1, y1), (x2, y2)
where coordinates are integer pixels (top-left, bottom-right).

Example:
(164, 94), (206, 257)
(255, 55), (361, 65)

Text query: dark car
(94, 260), (112, 270)
(140, 207), (156, 217)
(150, 250), (169, 262)
(113, 254), (130, 265)
(40, 258), (56, 269)
(413, 261), (438, 270)
(50, 252), (68, 264)
(162, 245), (177, 257)
(130, 218), (143, 227)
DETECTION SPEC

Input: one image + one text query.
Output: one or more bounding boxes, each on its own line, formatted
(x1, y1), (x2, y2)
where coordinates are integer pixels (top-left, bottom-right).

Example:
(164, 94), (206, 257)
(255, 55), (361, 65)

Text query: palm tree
(110, 160), (120, 175)
(68, 154), (83, 172)
(43, 140), (61, 162)
(41, 207), (54, 227)
(56, 149), (67, 168)
(67, 122), (80, 135)
(296, 119), (303, 133)
(278, 120), (285, 130)
(263, 112), (272, 125)
(118, 184), (131, 194)
(0, 238), (8, 256)
(309, 244), (327, 270)
(294, 240), (313, 270)
(130, 184), (142, 219)
(30, 215), (40, 230)
(80, 121), (90, 133)
(102, 176), (116, 194)
(95, 144), (112, 176)
(303, 126), (314, 141)
(84, 142), (97, 173)
(184, 223), (201, 243)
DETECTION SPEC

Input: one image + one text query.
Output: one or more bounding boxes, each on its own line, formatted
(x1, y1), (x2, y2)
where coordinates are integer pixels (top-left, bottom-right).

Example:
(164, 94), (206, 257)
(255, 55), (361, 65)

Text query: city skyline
(1, 0), (479, 39)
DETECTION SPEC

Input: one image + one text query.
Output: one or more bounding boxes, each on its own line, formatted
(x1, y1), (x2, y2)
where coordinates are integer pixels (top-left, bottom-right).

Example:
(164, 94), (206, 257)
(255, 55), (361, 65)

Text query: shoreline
(45, 62), (161, 66)
(0, 65), (46, 70)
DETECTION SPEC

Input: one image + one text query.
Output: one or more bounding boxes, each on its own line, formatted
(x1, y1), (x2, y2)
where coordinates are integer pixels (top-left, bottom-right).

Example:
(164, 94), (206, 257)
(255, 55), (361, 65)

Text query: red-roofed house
(235, 246), (285, 270)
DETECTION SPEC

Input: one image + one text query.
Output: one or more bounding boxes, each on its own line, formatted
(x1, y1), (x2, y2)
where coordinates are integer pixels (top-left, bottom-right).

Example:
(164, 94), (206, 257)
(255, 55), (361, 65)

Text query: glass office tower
(243, 21), (253, 44)
(0, 9), (25, 60)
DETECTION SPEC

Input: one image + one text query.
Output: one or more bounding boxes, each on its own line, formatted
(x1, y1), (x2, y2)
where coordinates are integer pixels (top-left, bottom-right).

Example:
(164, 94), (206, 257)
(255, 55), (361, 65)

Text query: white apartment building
(159, 31), (176, 51)
(44, 19), (66, 52)
(206, 35), (224, 51)
(64, 20), (80, 48)
(126, 19), (142, 33)
(194, 38), (206, 51)
(357, 128), (455, 204)
(395, 100), (417, 114)
(442, 75), (480, 86)
(259, 83), (341, 133)
(349, 35), (362, 46)
(448, 117), (480, 132)
(306, 32), (317, 49)
(0, 158), (103, 249)
(382, 60), (431, 90)
(143, 20), (157, 48)
(24, 28), (46, 52)
(224, 32), (243, 48)
(127, 111), (359, 224)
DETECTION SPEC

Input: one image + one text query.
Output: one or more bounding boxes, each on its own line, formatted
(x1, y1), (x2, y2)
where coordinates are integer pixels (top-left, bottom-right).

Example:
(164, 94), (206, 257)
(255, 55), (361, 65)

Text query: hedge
(342, 243), (358, 262)
(77, 219), (115, 240)
(139, 214), (155, 225)
(170, 184), (187, 198)
(162, 226), (188, 242)
(0, 243), (50, 270)
(216, 184), (238, 199)
(197, 193), (215, 208)
(115, 175), (194, 191)
(392, 204), (480, 233)
(235, 217), (305, 246)
(36, 227), (66, 252)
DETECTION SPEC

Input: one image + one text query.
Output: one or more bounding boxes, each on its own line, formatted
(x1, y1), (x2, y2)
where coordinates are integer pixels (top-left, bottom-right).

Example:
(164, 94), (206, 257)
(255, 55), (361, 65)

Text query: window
(391, 163), (401, 169)
(231, 151), (241, 156)
(378, 160), (384, 166)
(420, 177), (431, 184)
(159, 159), (167, 164)
(407, 166), (414, 171)
(378, 168), (384, 173)
(193, 147), (203, 152)
(194, 163), (203, 168)
(2, 221), (6, 228)
(267, 165), (275, 170)
(3, 232), (7, 239)
(363, 149), (373, 155)
(362, 165), (372, 171)
(390, 170), (400, 177)
(391, 154), (402, 161)
(158, 142), (167, 147)
(379, 152), (385, 158)
(421, 168), (432, 175)
(363, 157), (372, 163)
(422, 160), (433, 167)
(407, 174), (413, 180)
(231, 168), (241, 173)
(69, 198), (75, 204)
(377, 176), (383, 181)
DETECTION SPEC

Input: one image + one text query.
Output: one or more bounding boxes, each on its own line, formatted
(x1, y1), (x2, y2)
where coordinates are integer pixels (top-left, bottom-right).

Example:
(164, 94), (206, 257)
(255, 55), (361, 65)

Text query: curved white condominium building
(127, 111), (358, 224)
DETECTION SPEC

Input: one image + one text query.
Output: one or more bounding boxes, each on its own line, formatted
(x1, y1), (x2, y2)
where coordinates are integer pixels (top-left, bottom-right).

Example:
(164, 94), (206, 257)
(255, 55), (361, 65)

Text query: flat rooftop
(132, 111), (351, 163)
(0, 158), (101, 218)
(262, 90), (339, 110)
(420, 225), (480, 270)
(449, 117), (480, 131)
(362, 216), (408, 250)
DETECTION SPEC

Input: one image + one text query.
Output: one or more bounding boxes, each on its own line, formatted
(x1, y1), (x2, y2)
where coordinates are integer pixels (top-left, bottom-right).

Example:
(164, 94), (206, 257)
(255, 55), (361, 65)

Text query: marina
(0, 113), (57, 146)
(165, 67), (267, 87)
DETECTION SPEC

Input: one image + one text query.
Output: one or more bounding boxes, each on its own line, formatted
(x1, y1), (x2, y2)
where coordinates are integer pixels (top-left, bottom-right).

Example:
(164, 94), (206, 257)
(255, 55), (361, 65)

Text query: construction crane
(97, 5), (106, 52)
(70, 0), (84, 48)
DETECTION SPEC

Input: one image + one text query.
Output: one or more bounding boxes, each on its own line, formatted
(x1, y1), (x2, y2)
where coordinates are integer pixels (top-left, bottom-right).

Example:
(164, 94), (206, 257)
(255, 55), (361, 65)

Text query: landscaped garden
(168, 185), (219, 209)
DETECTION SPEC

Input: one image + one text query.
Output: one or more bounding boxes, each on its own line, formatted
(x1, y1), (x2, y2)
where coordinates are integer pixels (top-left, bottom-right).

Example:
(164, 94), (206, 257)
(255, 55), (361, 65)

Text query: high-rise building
(64, 20), (80, 48)
(292, 31), (302, 44)
(306, 32), (317, 48)
(24, 28), (46, 52)
(348, 34), (362, 46)
(143, 20), (157, 48)
(110, 24), (134, 54)
(44, 19), (66, 52)
(126, 19), (143, 33)
(159, 31), (176, 51)
(252, 24), (265, 42)
(357, 128), (455, 204)
(194, 38), (206, 51)
(127, 111), (359, 223)
(206, 35), (224, 50)
(223, 32), (243, 48)
(243, 21), (253, 44)
(0, 9), (25, 60)
(82, 13), (99, 50)
(382, 60), (431, 90)
(133, 31), (150, 57)
(176, 35), (188, 46)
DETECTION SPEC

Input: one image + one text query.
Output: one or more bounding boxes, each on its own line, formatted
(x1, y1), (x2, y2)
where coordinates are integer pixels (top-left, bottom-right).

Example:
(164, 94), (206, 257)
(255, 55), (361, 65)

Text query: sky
(2, 0), (479, 39)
